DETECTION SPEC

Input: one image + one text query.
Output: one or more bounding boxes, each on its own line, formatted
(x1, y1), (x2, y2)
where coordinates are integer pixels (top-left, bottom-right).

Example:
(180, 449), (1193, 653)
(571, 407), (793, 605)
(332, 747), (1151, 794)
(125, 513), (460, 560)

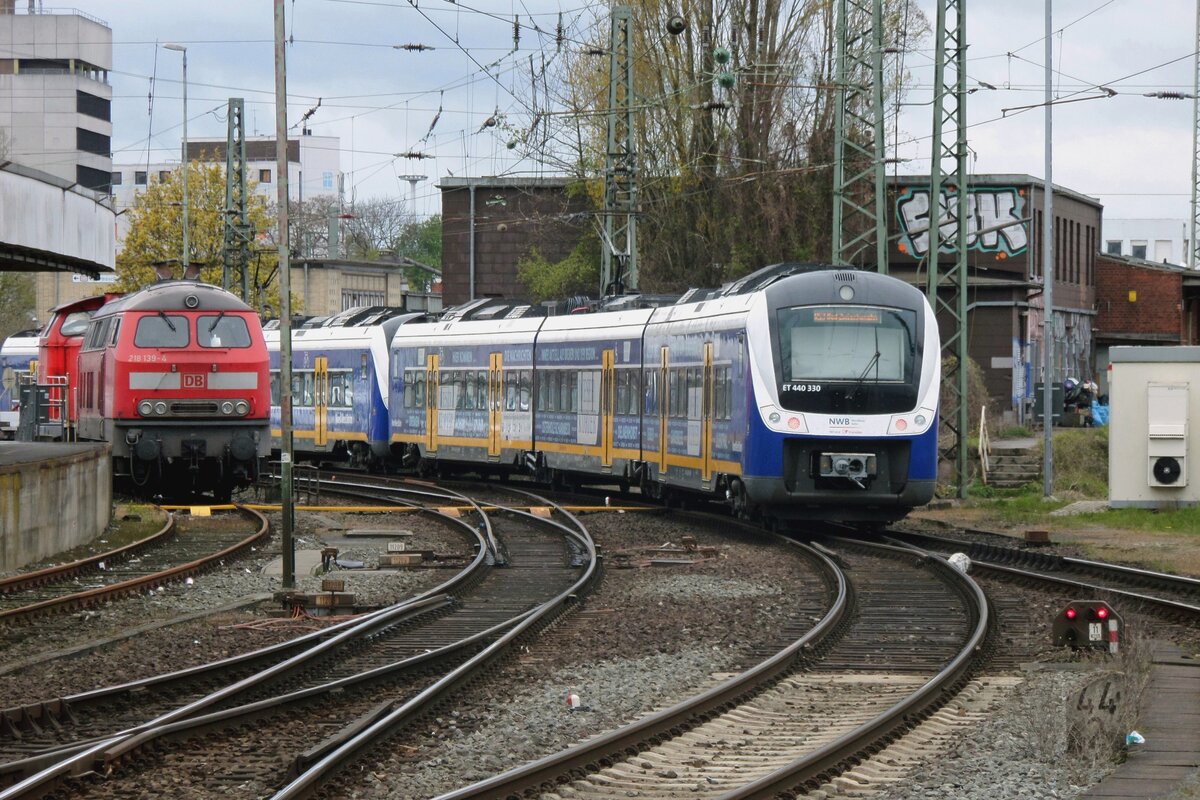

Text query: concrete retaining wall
(0, 443), (111, 571)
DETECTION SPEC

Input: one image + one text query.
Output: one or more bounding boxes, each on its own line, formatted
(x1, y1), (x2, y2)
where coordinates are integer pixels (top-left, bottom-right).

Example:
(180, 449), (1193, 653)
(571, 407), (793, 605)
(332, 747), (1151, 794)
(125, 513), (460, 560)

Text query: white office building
(112, 133), (342, 248)
(1103, 218), (1192, 267)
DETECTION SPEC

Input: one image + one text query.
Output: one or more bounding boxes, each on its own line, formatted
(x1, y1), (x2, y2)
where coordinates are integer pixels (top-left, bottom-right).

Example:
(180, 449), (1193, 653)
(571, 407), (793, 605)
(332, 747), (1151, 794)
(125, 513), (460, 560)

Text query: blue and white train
(263, 307), (430, 468)
(268, 265), (941, 523)
(0, 330), (39, 439)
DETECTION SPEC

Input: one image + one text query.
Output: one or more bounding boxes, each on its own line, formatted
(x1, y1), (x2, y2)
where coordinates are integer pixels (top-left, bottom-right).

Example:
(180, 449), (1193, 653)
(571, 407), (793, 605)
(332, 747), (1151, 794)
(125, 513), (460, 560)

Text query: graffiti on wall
(896, 187), (1029, 258)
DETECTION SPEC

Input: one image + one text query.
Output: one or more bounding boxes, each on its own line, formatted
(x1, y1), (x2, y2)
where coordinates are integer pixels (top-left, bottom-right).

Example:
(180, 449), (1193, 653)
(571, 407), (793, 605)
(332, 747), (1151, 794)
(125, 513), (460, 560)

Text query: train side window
(519, 370), (531, 412)
(60, 311), (91, 337)
(403, 372), (414, 408)
(549, 371), (561, 412)
(135, 314), (189, 347)
(270, 372), (280, 404)
(667, 369), (679, 418)
(108, 319), (120, 347)
(505, 371), (517, 411)
(536, 373), (547, 411)
(329, 374), (343, 407)
(561, 371), (574, 412)
(616, 370), (628, 415)
(477, 372), (489, 410)
(303, 373), (314, 406)
(82, 320), (103, 351)
(414, 371), (425, 408)
(645, 370), (657, 415)
(724, 367), (733, 420)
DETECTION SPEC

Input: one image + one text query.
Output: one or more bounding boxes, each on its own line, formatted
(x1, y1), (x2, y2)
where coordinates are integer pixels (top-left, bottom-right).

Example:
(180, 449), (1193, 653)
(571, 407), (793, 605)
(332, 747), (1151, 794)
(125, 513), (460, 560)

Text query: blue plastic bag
(1091, 400), (1109, 427)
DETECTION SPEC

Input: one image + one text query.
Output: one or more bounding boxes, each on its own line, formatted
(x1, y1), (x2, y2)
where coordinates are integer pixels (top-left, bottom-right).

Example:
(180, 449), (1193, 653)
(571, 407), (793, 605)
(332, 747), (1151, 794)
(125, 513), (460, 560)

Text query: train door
(314, 356), (329, 447)
(425, 353), (439, 454)
(701, 342), (714, 484)
(601, 349), (615, 469)
(488, 352), (503, 460)
(658, 347), (669, 474)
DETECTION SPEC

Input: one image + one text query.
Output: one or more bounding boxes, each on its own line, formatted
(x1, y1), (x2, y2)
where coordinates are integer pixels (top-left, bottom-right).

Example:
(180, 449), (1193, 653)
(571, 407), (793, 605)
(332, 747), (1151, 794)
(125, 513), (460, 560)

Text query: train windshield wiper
(158, 310), (176, 333)
(207, 311), (225, 333)
(850, 327), (881, 393)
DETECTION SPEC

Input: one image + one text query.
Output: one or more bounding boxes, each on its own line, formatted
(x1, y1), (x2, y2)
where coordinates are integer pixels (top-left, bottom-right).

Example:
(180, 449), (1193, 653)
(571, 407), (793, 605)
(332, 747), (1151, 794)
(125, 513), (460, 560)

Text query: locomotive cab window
(135, 314), (189, 347)
(60, 311), (91, 337)
(198, 315), (251, 348)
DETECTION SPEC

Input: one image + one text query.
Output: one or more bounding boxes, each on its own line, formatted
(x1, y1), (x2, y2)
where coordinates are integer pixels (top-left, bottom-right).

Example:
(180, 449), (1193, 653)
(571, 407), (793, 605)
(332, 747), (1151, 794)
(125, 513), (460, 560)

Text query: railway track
(881, 528), (1200, 622)
(0, 507), (270, 627)
(0, 482), (600, 800)
(424, 533), (989, 800)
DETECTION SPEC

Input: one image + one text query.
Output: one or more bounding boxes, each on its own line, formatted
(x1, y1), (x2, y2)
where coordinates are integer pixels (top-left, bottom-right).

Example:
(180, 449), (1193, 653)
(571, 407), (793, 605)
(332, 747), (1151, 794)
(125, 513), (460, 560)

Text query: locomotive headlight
(139, 401), (153, 416)
(915, 414), (927, 426)
(769, 412), (781, 423)
(221, 401), (235, 415)
(234, 400), (249, 416)
(154, 401), (167, 415)
(838, 285), (855, 301)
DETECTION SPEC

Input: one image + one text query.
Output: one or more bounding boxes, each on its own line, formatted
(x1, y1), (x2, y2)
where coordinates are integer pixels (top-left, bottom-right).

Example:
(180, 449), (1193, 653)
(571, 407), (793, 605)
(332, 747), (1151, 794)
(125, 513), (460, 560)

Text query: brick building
(887, 175), (1101, 423)
(439, 177), (593, 305)
(1093, 253), (1188, 395)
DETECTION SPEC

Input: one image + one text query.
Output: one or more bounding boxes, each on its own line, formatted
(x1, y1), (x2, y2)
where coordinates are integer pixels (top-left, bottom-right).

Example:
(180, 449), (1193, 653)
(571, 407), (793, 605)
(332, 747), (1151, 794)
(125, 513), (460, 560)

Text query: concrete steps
(984, 444), (1041, 489)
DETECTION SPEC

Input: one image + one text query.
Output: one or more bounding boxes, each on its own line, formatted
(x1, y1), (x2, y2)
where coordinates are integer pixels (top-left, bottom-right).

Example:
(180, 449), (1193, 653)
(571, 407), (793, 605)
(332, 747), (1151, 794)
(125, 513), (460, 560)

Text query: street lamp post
(163, 43), (189, 273)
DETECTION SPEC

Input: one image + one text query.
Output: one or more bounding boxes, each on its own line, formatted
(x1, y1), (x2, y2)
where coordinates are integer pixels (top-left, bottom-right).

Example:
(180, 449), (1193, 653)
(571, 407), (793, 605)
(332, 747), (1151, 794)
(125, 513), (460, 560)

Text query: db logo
(183, 374), (206, 389)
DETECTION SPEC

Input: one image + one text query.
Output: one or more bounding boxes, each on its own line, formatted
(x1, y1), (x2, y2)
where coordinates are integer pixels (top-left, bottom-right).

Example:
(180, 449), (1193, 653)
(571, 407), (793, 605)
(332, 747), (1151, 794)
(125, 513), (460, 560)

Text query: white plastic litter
(1126, 730), (1145, 745)
(948, 552), (971, 574)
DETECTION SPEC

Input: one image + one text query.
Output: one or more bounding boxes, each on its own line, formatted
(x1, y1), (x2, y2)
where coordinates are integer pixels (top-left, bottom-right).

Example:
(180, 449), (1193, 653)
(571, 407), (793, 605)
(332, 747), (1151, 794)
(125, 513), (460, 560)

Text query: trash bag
(1091, 400), (1109, 427)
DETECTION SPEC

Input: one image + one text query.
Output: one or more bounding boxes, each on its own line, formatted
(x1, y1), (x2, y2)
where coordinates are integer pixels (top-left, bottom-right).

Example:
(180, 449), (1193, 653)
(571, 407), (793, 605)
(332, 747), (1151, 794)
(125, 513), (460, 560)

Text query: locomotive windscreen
(778, 305), (915, 383)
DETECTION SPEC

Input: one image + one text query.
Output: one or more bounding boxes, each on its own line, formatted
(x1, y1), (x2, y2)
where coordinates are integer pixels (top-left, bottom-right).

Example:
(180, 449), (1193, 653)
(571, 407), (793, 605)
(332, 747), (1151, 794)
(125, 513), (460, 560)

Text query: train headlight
(769, 412), (781, 423)
(234, 400), (249, 416)
(915, 414), (927, 426)
(221, 401), (235, 415)
(154, 401), (167, 415)
(139, 401), (153, 416)
(838, 285), (855, 301)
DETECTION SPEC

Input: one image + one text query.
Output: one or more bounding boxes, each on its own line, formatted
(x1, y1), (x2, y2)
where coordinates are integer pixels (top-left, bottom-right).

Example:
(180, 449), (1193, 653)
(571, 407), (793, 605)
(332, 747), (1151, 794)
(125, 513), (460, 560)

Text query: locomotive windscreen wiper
(207, 311), (225, 333)
(158, 310), (176, 333)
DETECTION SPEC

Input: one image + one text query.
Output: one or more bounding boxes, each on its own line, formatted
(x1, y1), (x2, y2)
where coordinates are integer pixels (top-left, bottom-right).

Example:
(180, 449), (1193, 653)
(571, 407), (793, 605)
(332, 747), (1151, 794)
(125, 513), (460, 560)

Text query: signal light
(1052, 601), (1122, 652)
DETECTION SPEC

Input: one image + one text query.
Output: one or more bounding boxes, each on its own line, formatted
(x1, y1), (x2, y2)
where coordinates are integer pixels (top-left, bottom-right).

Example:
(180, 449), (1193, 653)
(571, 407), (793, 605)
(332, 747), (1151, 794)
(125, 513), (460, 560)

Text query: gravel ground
(0, 500), (1179, 800)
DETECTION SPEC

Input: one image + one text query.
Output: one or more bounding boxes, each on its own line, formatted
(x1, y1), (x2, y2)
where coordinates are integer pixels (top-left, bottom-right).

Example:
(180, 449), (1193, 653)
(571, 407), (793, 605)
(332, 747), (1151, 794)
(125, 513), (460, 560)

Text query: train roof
(93, 281), (254, 316)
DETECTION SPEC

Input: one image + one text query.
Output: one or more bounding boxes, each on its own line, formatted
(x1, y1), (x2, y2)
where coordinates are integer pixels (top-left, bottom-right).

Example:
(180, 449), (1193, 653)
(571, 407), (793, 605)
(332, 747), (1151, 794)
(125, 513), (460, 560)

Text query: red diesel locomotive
(35, 281), (271, 499)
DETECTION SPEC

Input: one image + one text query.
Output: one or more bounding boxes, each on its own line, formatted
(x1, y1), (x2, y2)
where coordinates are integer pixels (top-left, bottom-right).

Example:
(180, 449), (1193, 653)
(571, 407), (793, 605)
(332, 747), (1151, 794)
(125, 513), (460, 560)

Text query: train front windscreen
(774, 304), (920, 414)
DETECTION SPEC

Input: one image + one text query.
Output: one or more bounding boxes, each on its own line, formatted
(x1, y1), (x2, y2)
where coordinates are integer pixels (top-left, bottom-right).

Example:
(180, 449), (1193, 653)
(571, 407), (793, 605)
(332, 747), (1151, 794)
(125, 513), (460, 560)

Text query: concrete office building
(0, 4), (113, 193)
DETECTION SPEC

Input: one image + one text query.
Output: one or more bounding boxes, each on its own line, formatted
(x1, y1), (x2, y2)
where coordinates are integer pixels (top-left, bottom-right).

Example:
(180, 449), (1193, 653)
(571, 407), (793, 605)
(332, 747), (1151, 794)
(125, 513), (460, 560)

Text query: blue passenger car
(0, 330), (38, 439)
(265, 307), (427, 467)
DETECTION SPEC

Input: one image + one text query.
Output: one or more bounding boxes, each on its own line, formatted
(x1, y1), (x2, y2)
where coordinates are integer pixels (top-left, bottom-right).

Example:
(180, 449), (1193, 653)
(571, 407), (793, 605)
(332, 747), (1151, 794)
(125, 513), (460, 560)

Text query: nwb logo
(829, 417), (852, 426)
(183, 374), (206, 389)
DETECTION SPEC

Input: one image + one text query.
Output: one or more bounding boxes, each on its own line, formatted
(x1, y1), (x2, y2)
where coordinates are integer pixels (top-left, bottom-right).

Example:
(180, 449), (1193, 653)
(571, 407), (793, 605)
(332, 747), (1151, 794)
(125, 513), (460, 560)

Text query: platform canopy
(0, 162), (115, 279)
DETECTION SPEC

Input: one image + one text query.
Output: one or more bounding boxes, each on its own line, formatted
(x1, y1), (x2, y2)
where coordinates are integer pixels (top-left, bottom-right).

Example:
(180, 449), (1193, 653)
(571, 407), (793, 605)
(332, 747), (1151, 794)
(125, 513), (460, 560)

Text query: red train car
(67, 281), (271, 499)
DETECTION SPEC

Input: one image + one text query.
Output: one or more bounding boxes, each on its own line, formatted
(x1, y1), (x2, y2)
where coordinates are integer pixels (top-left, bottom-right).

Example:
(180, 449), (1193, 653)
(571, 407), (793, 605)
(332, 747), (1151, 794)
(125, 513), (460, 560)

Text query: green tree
(396, 215), (442, 291)
(517, 231), (601, 302)
(116, 160), (288, 315)
(0, 272), (36, 342)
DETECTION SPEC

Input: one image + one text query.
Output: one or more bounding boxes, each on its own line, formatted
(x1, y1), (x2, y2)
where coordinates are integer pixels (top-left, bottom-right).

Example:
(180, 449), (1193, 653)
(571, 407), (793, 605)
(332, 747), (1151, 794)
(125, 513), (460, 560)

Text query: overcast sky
(52, 1), (1200, 224)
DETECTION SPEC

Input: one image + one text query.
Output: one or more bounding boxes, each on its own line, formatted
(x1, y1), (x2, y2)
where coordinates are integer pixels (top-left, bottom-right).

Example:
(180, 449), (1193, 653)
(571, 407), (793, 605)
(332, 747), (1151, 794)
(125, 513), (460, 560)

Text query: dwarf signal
(1052, 600), (1122, 653)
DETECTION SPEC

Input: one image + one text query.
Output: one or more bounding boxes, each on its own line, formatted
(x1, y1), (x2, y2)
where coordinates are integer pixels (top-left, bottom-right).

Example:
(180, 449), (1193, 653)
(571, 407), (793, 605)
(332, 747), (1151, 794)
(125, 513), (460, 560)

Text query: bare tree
(502, 0), (928, 291)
